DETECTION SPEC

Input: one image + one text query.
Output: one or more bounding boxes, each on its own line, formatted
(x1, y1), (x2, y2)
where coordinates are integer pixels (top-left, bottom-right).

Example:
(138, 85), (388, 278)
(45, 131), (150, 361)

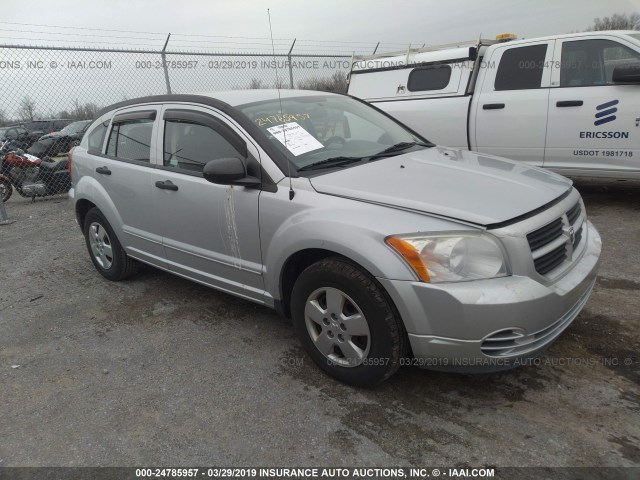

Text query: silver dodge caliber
(70, 89), (601, 386)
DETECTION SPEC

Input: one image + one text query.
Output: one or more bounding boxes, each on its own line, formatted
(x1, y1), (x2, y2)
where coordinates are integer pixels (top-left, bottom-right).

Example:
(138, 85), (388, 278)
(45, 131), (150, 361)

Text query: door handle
(95, 166), (111, 175)
(556, 100), (583, 107)
(155, 180), (178, 191)
(483, 103), (505, 110)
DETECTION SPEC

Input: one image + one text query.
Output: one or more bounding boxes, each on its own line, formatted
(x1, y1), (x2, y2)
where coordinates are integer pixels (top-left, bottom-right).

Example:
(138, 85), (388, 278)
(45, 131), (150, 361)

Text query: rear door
(545, 35), (640, 175)
(471, 40), (555, 165)
(93, 105), (166, 267)
(152, 104), (265, 302)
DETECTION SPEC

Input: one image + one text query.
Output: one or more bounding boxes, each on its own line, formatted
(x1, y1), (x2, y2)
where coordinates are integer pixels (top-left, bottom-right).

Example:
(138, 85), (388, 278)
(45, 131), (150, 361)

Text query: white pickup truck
(348, 31), (640, 179)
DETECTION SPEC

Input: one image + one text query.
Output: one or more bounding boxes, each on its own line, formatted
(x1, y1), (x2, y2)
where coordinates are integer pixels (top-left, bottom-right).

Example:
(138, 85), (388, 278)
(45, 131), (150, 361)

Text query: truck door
(545, 35), (640, 176)
(471, 40), (555, 165)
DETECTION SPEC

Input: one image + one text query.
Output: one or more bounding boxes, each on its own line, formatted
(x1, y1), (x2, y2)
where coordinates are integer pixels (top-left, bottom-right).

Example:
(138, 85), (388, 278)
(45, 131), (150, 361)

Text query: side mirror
(612, 63), (640, 84)
(202, 157), (260, 187)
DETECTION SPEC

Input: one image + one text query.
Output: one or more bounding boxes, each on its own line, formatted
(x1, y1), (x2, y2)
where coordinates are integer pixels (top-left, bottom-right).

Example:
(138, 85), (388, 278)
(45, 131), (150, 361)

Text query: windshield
(237, 95), (431, 173)
(60, 121), (89, 135)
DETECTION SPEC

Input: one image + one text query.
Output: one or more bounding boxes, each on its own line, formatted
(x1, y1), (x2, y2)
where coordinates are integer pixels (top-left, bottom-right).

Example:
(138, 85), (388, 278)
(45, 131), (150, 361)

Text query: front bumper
(378, 221), (601, 372)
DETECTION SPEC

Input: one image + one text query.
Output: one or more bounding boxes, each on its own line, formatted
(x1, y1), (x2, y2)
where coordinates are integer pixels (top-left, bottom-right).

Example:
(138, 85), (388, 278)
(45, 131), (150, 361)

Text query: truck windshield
(237, 95), (431, 173)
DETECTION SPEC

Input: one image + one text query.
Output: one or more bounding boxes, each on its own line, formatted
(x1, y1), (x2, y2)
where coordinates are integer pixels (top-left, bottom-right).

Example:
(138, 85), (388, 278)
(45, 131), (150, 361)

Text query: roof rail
(354, 38), (500, 61)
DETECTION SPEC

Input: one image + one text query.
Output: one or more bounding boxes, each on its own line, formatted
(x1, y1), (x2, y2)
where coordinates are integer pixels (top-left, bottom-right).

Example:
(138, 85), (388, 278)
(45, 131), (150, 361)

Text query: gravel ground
(0, 178), (639, 469)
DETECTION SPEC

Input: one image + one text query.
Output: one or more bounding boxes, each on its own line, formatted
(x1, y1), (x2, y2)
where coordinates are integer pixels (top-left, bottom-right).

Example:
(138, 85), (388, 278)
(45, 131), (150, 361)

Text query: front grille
(573, 225), (583, 248)
(526, 218), (563, 250)
(566, 202), (581, 225)
(526, 201), (583, 276)
(534, 244), (567, 275)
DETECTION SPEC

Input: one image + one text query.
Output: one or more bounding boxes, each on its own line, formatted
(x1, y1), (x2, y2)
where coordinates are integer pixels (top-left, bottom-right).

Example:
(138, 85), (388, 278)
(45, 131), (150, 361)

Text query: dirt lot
(0, 179), (639, 469)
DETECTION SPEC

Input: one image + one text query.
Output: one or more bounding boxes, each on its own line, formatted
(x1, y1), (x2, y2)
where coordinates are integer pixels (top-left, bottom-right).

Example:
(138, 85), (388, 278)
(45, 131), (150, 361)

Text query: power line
(0, 21), (167, 36)
(0, 20), (422, 47)
(0, 28), (167, 42)
(0, 36), (164, 48)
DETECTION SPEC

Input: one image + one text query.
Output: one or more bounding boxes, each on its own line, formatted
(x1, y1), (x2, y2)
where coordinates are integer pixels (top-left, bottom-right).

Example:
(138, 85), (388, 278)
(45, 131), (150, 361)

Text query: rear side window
(163, 120), (241, 173)
(106, 119), (153, 162)
(560, 39), (640, 87)
(495, 44), (548, 90)
(407, 65), (452, 91)
(87, 122), (108, 152)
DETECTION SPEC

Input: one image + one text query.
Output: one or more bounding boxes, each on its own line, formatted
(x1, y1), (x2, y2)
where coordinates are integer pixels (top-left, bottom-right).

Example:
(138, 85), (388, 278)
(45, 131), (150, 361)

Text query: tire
(0, 178), (12, 203)
(291, 257), (408, 387)
(83, 208), (139, 281)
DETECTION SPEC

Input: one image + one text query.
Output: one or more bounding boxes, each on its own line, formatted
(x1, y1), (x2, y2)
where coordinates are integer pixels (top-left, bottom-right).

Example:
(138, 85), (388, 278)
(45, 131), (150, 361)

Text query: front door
(545, 35), (640, 175)
(152, 105), (265, 303)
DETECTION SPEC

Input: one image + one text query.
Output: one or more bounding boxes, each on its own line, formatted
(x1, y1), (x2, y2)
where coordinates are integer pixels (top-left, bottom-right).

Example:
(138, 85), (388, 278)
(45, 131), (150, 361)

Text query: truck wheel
(83, 208), (139, 281)
(0, 179), (12, 202)
(290, 257), (407, 387)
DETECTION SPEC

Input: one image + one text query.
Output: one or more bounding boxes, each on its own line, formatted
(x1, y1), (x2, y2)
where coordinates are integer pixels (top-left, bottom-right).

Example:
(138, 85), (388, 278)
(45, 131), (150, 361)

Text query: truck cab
(348, 31), (640, 179)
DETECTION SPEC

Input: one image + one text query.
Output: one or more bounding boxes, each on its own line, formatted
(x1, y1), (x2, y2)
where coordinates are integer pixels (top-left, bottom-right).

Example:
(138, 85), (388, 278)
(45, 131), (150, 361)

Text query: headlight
(386, 233), (509, 283)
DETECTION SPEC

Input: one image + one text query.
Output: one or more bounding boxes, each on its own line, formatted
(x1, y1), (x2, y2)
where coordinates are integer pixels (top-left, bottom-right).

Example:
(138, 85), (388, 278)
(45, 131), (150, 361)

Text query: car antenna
(268, 8), (295, 200)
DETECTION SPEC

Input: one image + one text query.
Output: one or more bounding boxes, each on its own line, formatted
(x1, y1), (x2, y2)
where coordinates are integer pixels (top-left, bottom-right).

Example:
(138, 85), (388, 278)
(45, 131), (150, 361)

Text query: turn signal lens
(386, 236), (431, 282)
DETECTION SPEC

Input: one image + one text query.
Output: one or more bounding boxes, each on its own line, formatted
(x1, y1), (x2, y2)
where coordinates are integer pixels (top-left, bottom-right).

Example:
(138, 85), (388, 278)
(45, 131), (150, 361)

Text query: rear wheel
(291, 257), (408, 387)
(83, 208), (139, 281)
(0, 179), (12, 202)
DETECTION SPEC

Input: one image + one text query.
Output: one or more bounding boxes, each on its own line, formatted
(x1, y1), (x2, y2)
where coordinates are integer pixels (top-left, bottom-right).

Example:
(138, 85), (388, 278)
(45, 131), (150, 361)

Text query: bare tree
(0, 109), (6, 127)
(248, 78), (265, 89)
(273, 76), (288, 89)
(588, 12), (640, 31)
(297, 71), (348, 93)
(71, 99), (99, 120)
(18, 97), (37, 122)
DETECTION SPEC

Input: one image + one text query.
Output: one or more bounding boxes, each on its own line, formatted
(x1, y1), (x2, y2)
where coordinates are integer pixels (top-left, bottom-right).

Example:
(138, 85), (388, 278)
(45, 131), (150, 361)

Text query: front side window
(106, 119), (153, 162)
(163, 121), (242, 173)
(560, 39), (640, 87)
(237, 95), (429, 173)
(408, 65), (452, 91)
(495, 44), (548, 91)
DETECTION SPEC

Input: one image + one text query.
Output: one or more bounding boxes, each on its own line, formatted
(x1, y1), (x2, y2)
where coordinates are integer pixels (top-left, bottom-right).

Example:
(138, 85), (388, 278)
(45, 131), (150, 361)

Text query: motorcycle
(0, 143), (71, 202)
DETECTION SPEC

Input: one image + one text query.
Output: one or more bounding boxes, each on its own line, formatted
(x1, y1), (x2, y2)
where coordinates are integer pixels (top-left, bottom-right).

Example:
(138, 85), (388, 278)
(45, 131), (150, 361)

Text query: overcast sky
(1, 0), (639, 53)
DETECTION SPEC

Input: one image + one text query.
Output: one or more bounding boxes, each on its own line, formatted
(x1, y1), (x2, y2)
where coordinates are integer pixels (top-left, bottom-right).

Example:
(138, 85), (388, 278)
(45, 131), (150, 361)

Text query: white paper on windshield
(267, 122), (323, 156)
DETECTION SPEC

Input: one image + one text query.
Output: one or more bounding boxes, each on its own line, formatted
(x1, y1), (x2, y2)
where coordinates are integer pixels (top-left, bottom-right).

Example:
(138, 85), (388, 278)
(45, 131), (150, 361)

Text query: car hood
(308, 147), (572, 226)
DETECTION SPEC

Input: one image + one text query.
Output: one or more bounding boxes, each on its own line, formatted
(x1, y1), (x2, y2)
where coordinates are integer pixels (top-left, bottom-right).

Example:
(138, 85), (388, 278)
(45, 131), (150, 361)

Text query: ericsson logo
(594, 99), (619, 126)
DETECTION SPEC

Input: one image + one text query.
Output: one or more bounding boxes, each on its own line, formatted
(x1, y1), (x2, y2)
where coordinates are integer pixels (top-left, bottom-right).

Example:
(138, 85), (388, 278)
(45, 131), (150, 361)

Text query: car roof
(201, 89), (341, 106)
(97, 89), (342, 117)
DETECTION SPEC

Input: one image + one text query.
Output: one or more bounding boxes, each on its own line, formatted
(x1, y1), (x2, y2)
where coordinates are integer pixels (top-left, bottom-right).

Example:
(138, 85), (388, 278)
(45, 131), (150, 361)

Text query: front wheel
(0, 178), (12, 202)
(291, 257), (408, 387)
(83, 208), (139, 281)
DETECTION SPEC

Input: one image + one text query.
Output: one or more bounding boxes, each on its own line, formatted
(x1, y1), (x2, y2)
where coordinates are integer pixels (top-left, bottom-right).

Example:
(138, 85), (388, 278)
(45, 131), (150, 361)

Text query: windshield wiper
(367, 142), (430, 162)
(298, 156), (363, 172)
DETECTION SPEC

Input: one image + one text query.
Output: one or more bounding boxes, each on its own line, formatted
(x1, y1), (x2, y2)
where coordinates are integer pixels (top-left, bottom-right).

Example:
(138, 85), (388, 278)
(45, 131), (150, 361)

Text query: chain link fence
(0, 43), (351, 210)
